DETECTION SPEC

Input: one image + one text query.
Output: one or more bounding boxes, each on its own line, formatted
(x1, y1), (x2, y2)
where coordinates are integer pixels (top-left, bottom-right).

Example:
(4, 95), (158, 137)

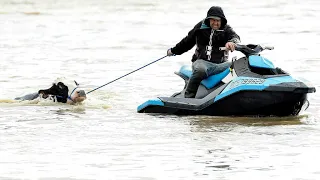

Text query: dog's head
(38, 82), (69, 103)
(63, 80), (87, 103)
(69, 89), (87, 103)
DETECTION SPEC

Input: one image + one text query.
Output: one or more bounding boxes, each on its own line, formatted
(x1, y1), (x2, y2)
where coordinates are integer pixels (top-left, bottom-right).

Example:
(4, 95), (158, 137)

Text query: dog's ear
(57, 82), (67, 89)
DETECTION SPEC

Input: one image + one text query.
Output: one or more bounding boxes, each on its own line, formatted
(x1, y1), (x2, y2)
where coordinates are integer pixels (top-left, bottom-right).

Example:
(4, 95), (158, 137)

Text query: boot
(184, 76), (202, 98)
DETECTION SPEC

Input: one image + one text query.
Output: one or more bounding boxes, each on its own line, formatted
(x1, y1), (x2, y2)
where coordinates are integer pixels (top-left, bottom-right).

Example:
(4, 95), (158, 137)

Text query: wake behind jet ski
(137, 44), (316, 116)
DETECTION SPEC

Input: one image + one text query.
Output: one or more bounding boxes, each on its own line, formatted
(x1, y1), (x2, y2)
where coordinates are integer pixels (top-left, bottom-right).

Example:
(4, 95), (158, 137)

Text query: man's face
(209, 18), (221, 30)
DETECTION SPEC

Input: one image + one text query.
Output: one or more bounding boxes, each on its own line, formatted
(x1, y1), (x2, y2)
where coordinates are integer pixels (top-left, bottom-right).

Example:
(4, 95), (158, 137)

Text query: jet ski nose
(77, 90), (86, 97)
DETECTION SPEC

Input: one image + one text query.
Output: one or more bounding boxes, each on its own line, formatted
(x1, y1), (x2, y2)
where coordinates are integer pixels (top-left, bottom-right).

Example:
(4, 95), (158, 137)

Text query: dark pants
(185, 60), (231, 98)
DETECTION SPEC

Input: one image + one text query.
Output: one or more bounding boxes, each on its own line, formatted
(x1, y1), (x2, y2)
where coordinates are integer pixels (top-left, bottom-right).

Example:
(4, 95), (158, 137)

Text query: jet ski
(137, 44), (316, 116)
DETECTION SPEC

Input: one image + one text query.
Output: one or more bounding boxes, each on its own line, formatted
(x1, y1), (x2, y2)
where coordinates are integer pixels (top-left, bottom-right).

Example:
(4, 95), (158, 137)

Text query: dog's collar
(68, 87), (78, 102)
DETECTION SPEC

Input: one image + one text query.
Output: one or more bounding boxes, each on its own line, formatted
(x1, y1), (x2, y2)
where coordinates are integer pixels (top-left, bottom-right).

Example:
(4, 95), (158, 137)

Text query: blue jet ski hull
(138, 90), (310, 116)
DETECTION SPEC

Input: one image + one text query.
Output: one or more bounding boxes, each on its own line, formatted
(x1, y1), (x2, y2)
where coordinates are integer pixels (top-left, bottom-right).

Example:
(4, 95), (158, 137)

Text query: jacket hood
(204, 6), (227, 29)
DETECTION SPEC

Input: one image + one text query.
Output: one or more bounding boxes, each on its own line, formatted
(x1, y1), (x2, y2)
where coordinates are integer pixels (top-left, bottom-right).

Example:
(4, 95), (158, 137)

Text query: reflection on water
(55, 106), (86, 115)
(190, 115), (306, 128)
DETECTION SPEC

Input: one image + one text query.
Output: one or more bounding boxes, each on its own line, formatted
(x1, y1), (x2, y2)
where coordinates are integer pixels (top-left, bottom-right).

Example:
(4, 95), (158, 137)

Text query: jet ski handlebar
(219, 44), (274, 55)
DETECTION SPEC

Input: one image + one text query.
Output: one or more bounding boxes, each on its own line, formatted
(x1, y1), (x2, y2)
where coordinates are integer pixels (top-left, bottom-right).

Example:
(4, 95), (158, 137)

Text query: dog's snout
(77, 90), (86, 97)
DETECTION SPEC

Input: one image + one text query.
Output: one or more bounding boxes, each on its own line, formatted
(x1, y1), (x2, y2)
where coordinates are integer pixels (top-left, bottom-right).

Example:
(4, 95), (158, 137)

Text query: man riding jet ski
(137, 44), (316, 116)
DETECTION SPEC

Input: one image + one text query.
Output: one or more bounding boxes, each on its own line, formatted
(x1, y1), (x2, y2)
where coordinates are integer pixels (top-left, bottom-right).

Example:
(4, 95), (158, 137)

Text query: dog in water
(15, 79), (87, 104)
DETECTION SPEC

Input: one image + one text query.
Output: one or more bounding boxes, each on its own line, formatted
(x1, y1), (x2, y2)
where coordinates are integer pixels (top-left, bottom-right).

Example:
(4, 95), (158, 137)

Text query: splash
(189, 115), (308, 127)
(22, 12), (41, 15)
(0, 96), (112, 110)
(0, 99), (16, 103)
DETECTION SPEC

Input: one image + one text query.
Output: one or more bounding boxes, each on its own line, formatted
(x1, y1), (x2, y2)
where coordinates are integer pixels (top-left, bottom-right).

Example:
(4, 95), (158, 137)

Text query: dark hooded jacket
(171, 6), (240, 63)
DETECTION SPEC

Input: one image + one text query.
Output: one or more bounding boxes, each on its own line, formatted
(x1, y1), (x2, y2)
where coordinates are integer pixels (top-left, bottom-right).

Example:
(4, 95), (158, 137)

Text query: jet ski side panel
(214, 76), (302, 102)
(199, 91), (308, 116)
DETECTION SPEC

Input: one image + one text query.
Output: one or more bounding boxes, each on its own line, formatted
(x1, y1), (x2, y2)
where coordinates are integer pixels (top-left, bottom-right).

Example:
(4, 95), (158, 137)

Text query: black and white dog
(15, 80), (87, 104)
